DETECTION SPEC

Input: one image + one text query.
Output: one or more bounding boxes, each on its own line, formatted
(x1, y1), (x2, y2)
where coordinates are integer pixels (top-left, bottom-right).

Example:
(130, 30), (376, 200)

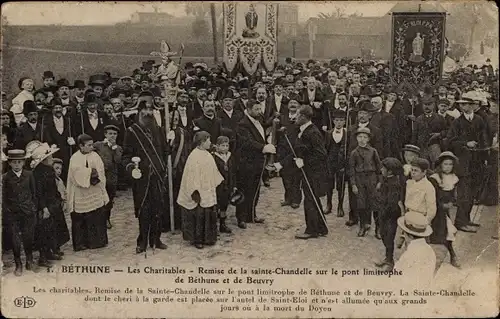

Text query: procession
(1, 2), (498, 285)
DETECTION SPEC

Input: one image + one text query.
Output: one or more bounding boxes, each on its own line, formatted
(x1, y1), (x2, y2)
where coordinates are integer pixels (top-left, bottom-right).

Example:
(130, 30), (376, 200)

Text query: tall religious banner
(391, 12), (446, 91)
(223, 3), (278, 75)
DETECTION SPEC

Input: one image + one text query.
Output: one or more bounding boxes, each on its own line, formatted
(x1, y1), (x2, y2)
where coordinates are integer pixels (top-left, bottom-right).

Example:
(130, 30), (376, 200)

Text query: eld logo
(13, 296), (36, 308)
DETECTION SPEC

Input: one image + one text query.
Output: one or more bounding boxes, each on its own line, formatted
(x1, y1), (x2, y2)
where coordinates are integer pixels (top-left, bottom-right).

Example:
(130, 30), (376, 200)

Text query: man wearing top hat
(70, 80), (86, 108)
(42, 71), (56, 89)
(88, 74), (108, 101)
(122, 97), (170, 253)
(14, 100), (42, 150)
(234, 78), (250, 113)
(73, 91), (110, 143)
(43, 98), (75, 182)
(217, 89), (244, 154)
(264, 77), (290, 128)
(56, 78), (76, 111)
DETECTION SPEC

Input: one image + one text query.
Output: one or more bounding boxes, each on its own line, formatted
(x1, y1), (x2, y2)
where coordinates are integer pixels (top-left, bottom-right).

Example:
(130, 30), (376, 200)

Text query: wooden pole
(163, 83), (175, 233)
(210, 4), (218, 64)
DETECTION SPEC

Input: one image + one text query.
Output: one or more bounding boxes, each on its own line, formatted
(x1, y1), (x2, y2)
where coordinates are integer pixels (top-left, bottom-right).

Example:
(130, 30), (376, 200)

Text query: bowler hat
(222, 90), (235, 100)
(355, 127), (371, 137)
(421, 95), (435, 105)
(437, 99), (450, 107)
(43, 71), (55, 79)
(402, 144), (421, 155)
(136, 91), (154, 110)
(7, 149), (27, 160)
(57, 78), (71, 89)
(359, 101), (378, 112)
(89, 74), (108, 87)
(72, 80), (86, 90)
(229, 188), (245, 206)
(397, 212), (433, 237)
(23, 100), (38, 115)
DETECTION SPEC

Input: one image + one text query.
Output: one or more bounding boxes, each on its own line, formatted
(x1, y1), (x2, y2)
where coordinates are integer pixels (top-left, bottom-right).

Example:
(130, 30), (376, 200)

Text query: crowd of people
(1, 51), (498, 278)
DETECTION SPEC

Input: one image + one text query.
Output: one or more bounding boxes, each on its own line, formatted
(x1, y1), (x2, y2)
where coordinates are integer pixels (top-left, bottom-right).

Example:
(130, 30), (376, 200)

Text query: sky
(2, 2), (395, 25)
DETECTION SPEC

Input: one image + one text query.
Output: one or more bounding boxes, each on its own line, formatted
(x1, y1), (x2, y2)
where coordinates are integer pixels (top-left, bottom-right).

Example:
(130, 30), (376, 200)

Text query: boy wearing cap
(94, 125), (123, 229)
(375, 157), (404, 271)
(348, 127), (383, 237)
(447, 91), (489, 233)
(2, 150), (38, 276)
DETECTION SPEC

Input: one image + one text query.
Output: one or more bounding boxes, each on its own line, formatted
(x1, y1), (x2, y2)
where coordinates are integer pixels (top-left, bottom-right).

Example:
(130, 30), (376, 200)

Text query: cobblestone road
(2, 177), (497, 276)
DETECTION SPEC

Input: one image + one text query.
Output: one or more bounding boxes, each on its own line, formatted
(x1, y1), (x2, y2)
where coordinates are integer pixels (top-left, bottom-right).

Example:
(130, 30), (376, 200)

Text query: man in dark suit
(369, 95), (397, 158)
(193, 99), (222, 143)
(72, 92), (110, 143)
(217, 90), (244, 154)
(276, 95), (302, 208)
(264, 78), (290, 128)
(300, 77), (324, 129)
(235, 100), (276, 229)
(447, 92), (489, 233)
(175, 90), (195, 133)
(57, 78), (78, 112)
(272, 105), (328, 239)
(191, 86), (208, 119)
(383, 85), (407, 156)
(14, 100), (41, 150)
(43, 98), (76, 182)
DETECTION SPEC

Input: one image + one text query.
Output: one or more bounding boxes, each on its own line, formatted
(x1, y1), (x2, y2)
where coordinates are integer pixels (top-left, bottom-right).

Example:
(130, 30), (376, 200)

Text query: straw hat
(29, 142), (60, 169)
(397, 211), (433, 237)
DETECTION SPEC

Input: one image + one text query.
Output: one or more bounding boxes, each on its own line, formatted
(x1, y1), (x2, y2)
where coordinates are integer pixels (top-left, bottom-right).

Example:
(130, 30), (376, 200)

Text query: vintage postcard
(1, 1), (498, 318)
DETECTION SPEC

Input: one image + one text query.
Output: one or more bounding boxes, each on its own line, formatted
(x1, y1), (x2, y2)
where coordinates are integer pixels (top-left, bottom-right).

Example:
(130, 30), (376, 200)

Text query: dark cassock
(273, 106), (328, 239)
(411, 111), (448, 164)
(446, 97), (489, 233)
(14, 101), (42, 150)
(31, 143), (70, 262)
(122, 105), (169, 253)
(235, 101), (272, 228)
(383, 86), (407, 155)
(401, 96), (424, 145)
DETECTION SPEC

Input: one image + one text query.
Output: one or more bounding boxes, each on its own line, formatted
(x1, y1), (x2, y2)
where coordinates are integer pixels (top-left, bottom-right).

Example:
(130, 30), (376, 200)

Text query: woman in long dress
(177, 131), (223, 249)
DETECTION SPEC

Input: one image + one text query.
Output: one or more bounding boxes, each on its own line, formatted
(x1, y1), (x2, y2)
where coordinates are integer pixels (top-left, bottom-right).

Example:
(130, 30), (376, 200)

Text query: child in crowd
(403, 158), (437, 223)
(348, 127), (383, 237)
(375, 157), (404, 271)
(53, 158), (68, 214)
(213, 136), (235, 234)
(2, 150), (37, 276)
(325, 109), (347, 217)
(428, 151), (461, 268)
(401, 144), (421, 178)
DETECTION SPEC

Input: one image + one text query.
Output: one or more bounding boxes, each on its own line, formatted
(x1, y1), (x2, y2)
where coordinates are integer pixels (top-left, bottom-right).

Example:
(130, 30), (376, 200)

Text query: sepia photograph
(1, 1), (498, 318)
